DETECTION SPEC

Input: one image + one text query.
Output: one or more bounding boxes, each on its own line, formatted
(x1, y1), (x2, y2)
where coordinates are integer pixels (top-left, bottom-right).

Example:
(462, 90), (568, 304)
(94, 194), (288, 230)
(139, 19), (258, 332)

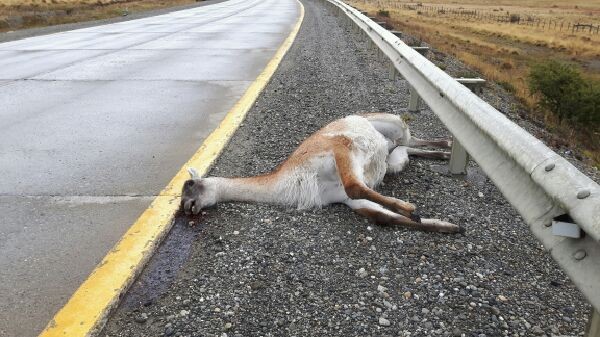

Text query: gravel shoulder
(102, 0), (593, 336)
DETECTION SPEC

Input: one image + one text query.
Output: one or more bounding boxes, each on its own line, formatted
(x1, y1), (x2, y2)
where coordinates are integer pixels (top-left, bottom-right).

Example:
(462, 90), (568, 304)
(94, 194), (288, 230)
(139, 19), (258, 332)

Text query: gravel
(102, 0), (593, 336)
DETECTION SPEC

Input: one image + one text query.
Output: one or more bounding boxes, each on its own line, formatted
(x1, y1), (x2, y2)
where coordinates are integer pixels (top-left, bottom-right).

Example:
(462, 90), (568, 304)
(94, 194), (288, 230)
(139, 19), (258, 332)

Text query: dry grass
(0, 0), (198, 31)
(412, 0), (600, 9)
(349, 0), (600, 166)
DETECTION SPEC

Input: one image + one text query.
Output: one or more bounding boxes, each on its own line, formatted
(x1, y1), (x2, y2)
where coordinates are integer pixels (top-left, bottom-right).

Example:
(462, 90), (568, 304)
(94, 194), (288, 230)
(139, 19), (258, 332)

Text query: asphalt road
(0, 0), (301, 335)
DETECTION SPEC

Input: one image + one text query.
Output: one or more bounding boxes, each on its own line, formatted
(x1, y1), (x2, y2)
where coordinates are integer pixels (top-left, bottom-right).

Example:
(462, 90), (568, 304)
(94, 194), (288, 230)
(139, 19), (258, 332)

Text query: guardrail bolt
(544, 163), (555, 172)
(573, 250), (586, 261)
(577, 189), (591, 199)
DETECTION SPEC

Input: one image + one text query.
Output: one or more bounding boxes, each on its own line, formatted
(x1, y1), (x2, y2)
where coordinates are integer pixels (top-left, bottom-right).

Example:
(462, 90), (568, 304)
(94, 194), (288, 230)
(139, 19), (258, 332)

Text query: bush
(377, 9), (390, 17)
(528, 60), (600, 129)
(498, 81), (516, 93)
(509, 14), (520, 23)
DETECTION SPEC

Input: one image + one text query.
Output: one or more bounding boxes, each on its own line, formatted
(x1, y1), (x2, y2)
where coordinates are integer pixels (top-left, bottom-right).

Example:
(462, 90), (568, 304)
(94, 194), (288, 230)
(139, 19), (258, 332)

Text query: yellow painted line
(39, 2), (304, 336)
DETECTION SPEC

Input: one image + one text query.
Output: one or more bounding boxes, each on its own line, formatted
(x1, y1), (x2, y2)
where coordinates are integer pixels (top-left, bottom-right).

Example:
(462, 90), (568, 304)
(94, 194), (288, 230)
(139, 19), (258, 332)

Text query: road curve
(0, 0), (301, 335)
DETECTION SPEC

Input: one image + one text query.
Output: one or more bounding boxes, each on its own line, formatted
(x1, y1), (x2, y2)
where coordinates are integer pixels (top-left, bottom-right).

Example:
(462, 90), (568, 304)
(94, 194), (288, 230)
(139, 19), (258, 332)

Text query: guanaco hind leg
(408, 137), (452, 149)
(407, 147), (451, 160)
(344, 199), (463, 233)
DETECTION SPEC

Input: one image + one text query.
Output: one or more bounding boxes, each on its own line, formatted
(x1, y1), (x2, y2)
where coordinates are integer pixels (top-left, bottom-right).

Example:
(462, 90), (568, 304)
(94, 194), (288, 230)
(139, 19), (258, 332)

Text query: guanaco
(182, 113), (463, 233)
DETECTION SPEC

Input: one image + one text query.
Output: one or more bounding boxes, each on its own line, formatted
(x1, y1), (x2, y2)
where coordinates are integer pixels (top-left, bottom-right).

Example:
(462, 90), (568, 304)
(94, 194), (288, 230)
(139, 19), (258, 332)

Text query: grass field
(0, 0), (198, 31)
(348, 0), (600, 166)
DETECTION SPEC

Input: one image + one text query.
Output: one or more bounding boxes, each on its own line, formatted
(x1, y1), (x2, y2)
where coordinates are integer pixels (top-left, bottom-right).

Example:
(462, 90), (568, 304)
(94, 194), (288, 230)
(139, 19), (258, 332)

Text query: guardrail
(322, 0), (600, 333)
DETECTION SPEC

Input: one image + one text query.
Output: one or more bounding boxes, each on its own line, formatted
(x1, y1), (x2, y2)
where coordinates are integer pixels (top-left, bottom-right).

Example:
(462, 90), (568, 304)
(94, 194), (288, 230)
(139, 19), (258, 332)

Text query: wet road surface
(0, 0), (301, 335)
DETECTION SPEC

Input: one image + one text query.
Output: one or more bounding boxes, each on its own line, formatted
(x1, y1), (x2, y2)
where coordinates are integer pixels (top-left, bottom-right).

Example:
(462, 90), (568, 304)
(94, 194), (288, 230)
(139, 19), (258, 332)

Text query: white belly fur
(276, 116), (389, 209)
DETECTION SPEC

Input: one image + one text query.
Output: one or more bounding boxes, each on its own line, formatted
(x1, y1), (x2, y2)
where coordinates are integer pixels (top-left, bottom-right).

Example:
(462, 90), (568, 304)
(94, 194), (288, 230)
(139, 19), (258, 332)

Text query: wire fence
(372, 1), (600, 34)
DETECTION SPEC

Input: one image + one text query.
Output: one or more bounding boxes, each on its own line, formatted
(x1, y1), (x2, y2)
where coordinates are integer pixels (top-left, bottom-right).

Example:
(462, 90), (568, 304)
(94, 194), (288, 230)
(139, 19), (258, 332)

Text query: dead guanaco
(182, 113), (462, 233)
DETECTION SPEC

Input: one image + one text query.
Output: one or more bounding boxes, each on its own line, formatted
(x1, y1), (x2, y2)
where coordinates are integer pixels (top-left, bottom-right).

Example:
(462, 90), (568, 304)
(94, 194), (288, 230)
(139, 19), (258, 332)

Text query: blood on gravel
(102, 0), (592, 336)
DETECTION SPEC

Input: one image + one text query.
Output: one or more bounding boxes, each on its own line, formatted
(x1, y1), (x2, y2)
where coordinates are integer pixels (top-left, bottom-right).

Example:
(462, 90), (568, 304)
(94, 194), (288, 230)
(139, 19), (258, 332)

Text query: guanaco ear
(187, 167), (200, 179)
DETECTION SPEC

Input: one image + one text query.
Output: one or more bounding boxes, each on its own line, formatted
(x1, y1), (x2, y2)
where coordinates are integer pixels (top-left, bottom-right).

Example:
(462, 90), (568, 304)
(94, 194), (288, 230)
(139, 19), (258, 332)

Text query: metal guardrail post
(375, 21), (387, 29)
(588, 309), (600, 337)
(390, 30), (403, 38)
(407, 47), (430, 112)
(388, 61), (397, 80)
(455, 77), (485, 93)
(448, 78), (486, 174)
(407, 85), (420, 112)
(448, 141), (469, 175)
(388, 31), (403, 80)
(412, 46), (430, 57)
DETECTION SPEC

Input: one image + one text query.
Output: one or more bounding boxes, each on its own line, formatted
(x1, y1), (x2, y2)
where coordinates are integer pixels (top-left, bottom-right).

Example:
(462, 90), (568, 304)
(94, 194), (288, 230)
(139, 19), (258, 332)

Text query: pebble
(378, 316), (391, 327)
(532, 326), (544, 335)
(491, 306), (500, 315)
(133, 313), (148, 323)
(357, 268), (368, 278)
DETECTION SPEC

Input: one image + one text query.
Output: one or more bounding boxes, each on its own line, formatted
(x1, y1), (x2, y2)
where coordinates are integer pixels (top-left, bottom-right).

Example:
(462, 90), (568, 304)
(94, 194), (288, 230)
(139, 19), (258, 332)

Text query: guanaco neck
(210, 174), (280, 204)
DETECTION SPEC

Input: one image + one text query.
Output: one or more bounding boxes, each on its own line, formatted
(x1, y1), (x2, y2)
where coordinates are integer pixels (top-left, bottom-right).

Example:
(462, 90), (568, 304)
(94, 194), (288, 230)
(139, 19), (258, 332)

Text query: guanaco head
(181, 167), (217, 215)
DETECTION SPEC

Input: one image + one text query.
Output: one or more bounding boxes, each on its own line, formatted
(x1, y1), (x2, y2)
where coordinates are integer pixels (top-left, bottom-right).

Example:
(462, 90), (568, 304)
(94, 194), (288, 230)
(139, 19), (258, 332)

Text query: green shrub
(377, 9), (390, 17)
(528, 60), (600, 130)
(498, 80), (516, 93)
